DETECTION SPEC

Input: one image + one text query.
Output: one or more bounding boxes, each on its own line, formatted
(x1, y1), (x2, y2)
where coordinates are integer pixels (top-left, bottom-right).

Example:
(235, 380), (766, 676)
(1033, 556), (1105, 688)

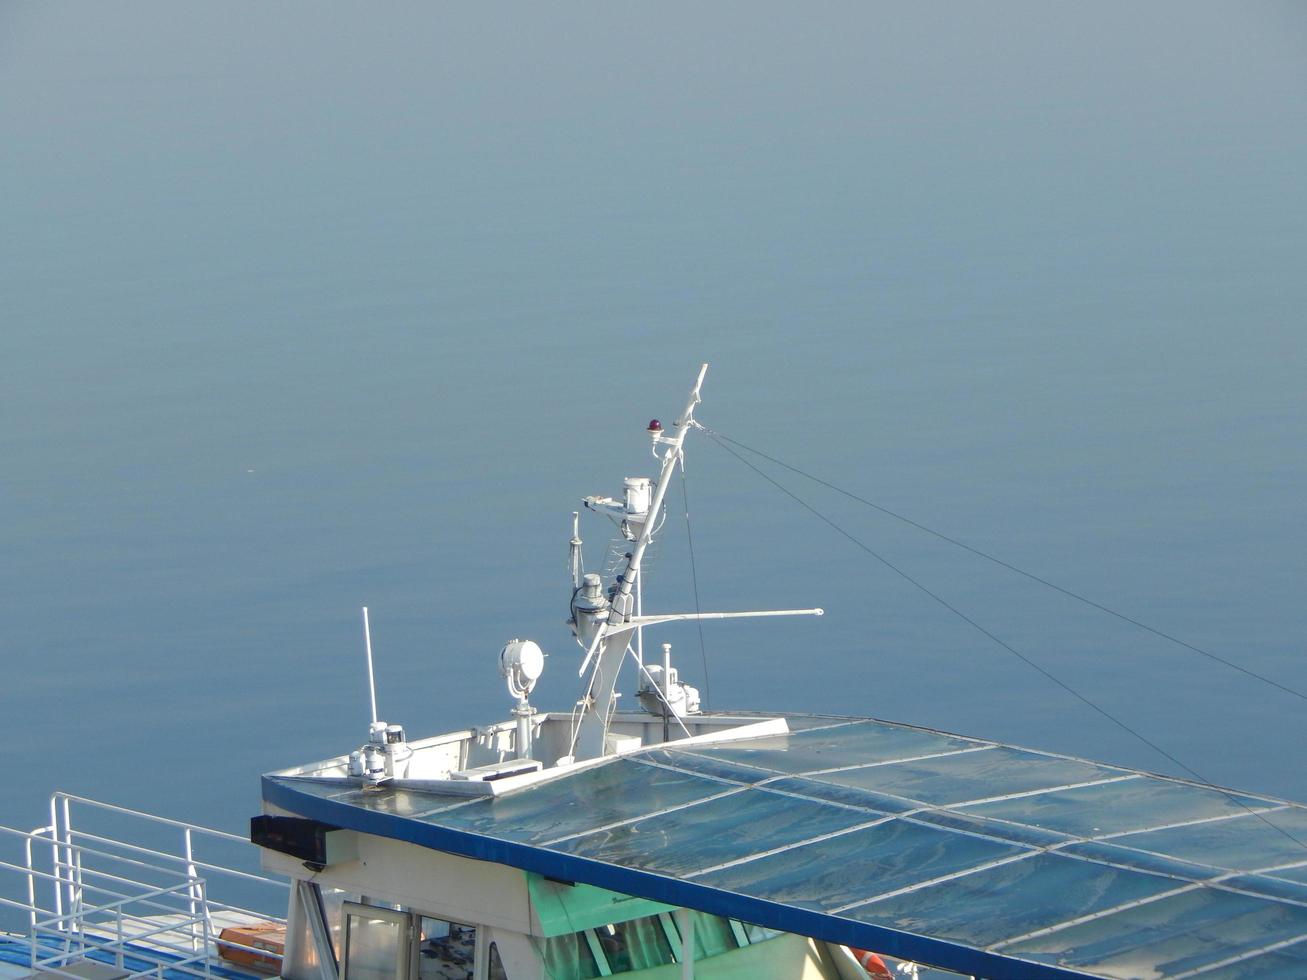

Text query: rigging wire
(704, 431), (1307, 854)
(681, 464), (712, 709)
(697, 424), (1307, 706)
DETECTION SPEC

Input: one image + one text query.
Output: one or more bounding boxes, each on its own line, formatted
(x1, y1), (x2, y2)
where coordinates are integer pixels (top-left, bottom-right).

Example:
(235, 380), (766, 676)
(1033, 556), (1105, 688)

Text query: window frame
(340, 902), (413, 980)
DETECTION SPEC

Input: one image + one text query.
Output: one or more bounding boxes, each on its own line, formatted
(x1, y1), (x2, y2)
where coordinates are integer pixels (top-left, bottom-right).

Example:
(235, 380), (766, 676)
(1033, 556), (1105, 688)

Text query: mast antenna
(567, 364), (825, 760)
(362, 605), (378, 725)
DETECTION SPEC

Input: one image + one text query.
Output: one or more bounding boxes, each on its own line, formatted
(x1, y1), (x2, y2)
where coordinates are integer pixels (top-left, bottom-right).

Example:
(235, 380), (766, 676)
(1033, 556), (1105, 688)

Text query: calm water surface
(1, 3), (1305, 842)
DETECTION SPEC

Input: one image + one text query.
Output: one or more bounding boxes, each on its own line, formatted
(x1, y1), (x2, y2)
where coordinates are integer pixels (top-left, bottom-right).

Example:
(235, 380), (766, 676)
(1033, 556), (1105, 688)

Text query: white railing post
(185, 827), (200, 952)
(24, 829), (40, 934)
(59, 795), (77, 959)
(70, 806), (85, 934)
(49, 796), (63, 930)
(60, 796), (78, 926)
(116, 908), (125, 969)
(200, 879), (213, 980)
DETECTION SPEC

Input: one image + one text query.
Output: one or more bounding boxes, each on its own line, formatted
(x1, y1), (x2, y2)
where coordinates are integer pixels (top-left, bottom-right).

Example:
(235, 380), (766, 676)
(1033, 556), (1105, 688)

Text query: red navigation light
(647, 419), (663, 433)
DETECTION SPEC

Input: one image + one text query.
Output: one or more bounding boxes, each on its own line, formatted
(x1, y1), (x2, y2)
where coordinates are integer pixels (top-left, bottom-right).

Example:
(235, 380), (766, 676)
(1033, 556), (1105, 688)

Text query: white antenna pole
(362, 606), (378, 725)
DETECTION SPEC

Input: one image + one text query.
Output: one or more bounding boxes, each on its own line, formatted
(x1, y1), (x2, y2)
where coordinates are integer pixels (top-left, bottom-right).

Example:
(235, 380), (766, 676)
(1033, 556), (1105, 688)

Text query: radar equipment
(636, 643), (701, 719)
(582, 476), (655, 541)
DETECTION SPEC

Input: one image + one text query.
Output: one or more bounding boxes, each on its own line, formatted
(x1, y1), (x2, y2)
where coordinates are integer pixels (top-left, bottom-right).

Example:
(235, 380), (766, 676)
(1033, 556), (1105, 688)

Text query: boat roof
(263, 713), (1307, 980)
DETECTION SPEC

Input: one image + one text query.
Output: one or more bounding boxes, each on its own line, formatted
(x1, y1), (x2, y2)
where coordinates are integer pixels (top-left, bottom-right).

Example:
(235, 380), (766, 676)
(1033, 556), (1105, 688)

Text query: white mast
(568, 365), (822, 761)
(362, 606), (378, 726)
(620, 363), (707, 612)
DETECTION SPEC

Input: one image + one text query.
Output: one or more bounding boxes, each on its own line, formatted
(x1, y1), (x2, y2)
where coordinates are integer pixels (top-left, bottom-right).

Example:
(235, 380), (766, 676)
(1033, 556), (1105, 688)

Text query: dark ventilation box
(250, 815), (357, 868)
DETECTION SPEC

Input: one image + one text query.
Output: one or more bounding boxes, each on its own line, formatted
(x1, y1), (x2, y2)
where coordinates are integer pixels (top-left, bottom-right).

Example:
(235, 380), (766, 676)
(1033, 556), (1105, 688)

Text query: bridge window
(417, 916), (476, 980)
(538, 930), (603, 978)
(341, 903), (411, 980)
(596, 917), (674, 973)
(536, 911), (750, 977)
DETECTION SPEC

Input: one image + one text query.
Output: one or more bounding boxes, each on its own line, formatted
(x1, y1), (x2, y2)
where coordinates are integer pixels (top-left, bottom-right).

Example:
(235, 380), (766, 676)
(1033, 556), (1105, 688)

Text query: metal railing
(0, 793), (289, 980)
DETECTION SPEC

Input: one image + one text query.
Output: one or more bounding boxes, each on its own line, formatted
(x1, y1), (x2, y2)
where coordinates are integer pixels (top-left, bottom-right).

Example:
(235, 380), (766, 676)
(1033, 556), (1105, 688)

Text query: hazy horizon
(1, 2), (1304, 841)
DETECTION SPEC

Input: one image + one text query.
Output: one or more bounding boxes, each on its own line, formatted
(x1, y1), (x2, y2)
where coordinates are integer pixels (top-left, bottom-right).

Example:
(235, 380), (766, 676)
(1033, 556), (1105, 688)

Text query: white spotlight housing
(500, 639), (545, 702)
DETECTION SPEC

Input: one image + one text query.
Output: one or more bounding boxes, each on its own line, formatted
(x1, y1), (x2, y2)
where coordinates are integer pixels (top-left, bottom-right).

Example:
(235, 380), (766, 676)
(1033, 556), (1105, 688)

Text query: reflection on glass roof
(847, 851), (1180, 949)
(679, 719), (975, 774)
(552, 784), (876, 877)
(805, 744), (1121, 806)
(1000, 887), (1307, 979)
(966, 773), (1273, 838)
(267, 715), (1307, 979)
(694, 818), (1024, 913)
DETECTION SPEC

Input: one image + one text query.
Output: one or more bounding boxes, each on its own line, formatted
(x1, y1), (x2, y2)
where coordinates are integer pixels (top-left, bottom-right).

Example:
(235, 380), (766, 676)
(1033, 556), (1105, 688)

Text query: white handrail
(1, 793), (287, 980)
(34, 878), (206, 929)
(51, 793), (250, 844)
(65, 829), (286, 887)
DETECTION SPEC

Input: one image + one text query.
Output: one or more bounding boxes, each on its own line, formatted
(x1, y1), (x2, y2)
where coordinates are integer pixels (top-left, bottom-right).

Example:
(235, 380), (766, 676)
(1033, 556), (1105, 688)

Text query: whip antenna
(362, 605), (378, 725)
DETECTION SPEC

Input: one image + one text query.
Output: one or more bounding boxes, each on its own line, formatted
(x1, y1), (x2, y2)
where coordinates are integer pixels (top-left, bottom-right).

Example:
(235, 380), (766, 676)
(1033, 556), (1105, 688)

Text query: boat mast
(618, 364), (707, 623)
(569, 365), (706, 760)
(567, 364), (822, 761)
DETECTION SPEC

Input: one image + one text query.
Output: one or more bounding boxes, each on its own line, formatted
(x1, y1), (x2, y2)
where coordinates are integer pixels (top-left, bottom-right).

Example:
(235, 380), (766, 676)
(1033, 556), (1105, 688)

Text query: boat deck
(0, 929), (271, 980)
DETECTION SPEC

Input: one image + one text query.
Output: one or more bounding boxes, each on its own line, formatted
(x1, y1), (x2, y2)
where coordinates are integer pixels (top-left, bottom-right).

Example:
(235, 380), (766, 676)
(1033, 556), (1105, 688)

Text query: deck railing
(0, 793), (288, 980)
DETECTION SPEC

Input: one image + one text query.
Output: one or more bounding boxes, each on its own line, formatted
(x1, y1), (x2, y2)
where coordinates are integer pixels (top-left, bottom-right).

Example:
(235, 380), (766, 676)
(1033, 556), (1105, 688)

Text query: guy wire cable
(694, 422), (1307, 705)
(703, 430), (1307, 855)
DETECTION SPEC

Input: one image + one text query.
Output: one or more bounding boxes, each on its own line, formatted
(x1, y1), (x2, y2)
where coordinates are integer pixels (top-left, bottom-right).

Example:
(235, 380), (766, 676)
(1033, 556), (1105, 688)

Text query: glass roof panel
(1058, 840), (1229, 882)
(1000, 886), (1307, 979)
(910, 807), (1080, 849)
(302, 782), (467, 818)
(777, 714), (861, 731)
(678, 719), (977, 775)
(805, 745), (1122, 806)
(1193, 940), (1307, 980)
(966, 773), (1274, 838)
(762, 775), (921, 815)
(433, 758), (732, 844)
(1260, 864), (1307, 886)
(551, 785), (879, 876)
(848, 851), (1179, 949)
(1217, 873), (1307, 906)
(693, 817), (1025, 913)
(638, 747), (782, 784)
(1107, 806), (1307, 873)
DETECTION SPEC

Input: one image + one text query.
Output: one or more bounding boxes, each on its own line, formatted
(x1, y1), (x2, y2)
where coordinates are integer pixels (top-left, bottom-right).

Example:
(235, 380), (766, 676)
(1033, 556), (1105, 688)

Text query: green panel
(616, 933), (821, 980)
(528, 872), (679, 937)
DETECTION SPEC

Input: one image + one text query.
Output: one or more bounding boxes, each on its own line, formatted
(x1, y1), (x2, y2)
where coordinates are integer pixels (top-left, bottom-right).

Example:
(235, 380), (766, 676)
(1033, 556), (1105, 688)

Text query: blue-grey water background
(2, 1), (1305, 852)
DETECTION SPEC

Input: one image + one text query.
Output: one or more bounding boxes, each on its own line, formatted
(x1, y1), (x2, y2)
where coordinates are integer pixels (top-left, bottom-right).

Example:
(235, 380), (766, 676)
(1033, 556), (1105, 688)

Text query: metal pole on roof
(362, 606), (378, 725)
